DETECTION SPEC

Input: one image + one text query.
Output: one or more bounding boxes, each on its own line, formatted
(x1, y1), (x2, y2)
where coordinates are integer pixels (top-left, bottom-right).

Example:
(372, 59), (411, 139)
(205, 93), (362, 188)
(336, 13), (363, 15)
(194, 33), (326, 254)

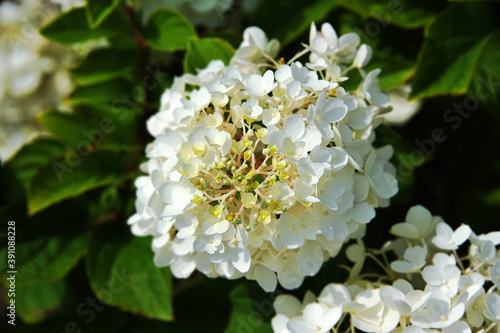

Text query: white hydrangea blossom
(383, 85), (422, 126)
(128, 23), (398, 291)
(0, 0), (78, 160)
(273, 205), (500, 333)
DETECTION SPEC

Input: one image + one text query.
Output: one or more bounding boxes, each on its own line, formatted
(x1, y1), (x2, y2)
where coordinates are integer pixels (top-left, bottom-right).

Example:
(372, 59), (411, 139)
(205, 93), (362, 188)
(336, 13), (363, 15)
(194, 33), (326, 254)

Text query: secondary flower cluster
(0, 0), (78, 160)
(128, 23), (398, 291)
(272, 205), (500, 333)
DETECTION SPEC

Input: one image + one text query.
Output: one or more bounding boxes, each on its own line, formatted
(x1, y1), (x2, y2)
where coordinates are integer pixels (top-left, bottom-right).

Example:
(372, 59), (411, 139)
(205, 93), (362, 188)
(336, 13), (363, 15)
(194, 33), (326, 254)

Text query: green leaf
(127, 279), (240, 332)
(483, 188), (500, 206)
(86, 0), (123, 28)
(0, 232), (86, 286)
(15, 294), (128, 333)
(337, 11), (417, 90)
(86, 224), (173, 321)
(38, 113), (94, 148)
(336, 0), (442, 29)
(27, 150), (126, 215)
(72, 48), (137, 86)
(251, 0), (336, 46)
(76, 102), (142, 134)
(366, 52), (415, 90)
(202, 30), (243, 50)
(91, 100), (142, 119)
(225, 284), (273, 333)
(5, 138), (65, 190)
(340, 68), (363, 93)
(41, 7), (130, 45)
(469, 32), (500, 120)
(14, 280), (67, 324)
(410, 3), (499, 100)
(140, 9), (196, 51)
(70, 78), (135, 105)
(184, 38), (235, 74)
(38, 110), (138, 151)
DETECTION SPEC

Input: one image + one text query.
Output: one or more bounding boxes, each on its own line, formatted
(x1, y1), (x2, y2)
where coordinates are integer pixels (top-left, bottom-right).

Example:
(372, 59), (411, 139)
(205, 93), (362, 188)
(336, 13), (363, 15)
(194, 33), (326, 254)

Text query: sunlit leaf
(86, 0), (123, 28)
(184, 38), (235, 74)
(140, 9), (196, 51)
(86, 224), (173, 321)
(411, 3), (499, 99)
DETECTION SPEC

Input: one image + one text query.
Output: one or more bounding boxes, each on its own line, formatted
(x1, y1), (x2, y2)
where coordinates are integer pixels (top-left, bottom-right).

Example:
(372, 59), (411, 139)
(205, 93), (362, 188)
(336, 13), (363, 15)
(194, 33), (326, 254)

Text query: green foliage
(335, 0), (443, 28)
(202, 30), (243, 49)
(366, 52), (415, 90)
(15, 280), (67, 324)
(4, 138), (65, 190)
(38, 113), (100, 147)
(14, 297), (128, 333)
(0, 201), (89, 293)
(484, 188), (500, 206)
(140, 9), (197, 51)
(38, 109), (138, 151)
(0, 233), (86, 285)
(86, 0), (123, 28)
(41, 7), (130, 45)
(411, 3), (499, 99)
(72, 48), (138, 85)
(27, 150), (127, 214)
(70, 78), (136, 105)
(251, 0), (336, 46)
(225, 285), (273, 333)
(184, 38), (235, 74)
(86, 224), (173, 321)
(336, 11), (418, 90)
(469, 30), (500, 120)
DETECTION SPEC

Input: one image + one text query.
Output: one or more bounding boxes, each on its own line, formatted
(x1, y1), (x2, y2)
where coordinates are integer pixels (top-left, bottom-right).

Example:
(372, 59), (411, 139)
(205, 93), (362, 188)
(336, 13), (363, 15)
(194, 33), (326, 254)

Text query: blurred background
(0, 0), (499, 332)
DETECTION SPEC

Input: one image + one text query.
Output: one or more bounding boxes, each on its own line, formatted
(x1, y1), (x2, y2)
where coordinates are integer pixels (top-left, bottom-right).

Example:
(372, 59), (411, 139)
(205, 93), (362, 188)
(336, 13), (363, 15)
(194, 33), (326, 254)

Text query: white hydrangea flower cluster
(272, 205), (500, 333)
(128, 23), (398, 291)
(0, 0), (77, 160)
